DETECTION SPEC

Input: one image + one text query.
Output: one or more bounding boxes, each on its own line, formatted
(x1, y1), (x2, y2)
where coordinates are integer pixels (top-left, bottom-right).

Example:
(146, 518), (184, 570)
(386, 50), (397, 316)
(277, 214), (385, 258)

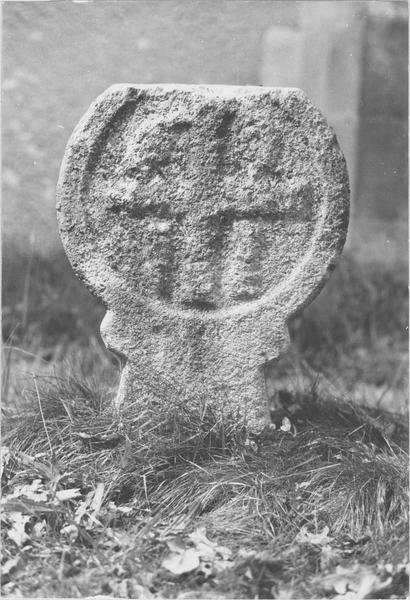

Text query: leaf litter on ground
(162, 527), (232, 577)
(1, 369), (408, 598)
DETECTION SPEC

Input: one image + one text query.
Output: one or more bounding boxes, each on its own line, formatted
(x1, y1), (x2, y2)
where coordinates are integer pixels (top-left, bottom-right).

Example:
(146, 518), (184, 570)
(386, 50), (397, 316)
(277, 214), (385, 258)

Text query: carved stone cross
(57, 84), (349, 432)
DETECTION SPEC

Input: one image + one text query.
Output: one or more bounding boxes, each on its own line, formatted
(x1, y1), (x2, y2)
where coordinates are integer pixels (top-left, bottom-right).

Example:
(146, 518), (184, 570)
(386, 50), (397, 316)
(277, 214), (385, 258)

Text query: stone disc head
(57, 84), (349, 321)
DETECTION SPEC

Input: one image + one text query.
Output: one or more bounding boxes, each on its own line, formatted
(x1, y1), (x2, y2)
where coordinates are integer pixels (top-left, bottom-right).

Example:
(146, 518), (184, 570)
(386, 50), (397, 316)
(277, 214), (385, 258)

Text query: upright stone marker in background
(262, 3), (408, 263)
(57, 84), (349, 432)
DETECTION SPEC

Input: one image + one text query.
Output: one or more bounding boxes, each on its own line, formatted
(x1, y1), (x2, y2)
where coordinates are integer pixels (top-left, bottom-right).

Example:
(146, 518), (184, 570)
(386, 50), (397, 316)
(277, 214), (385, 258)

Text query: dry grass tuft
(2, 370), (408, 546)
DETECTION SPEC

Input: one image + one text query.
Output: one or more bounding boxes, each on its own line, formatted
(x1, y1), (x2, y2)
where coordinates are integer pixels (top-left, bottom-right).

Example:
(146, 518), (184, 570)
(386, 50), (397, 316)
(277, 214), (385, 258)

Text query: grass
(2, 248), (103, 353)
(1, 249), (408, 598)
(1, 367), (408, 598)
(288, 254), (408, 391)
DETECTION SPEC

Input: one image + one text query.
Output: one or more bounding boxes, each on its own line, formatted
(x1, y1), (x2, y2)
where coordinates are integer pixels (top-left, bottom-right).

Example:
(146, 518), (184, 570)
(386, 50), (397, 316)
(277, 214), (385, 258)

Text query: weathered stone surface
(57, 84), (349, 431)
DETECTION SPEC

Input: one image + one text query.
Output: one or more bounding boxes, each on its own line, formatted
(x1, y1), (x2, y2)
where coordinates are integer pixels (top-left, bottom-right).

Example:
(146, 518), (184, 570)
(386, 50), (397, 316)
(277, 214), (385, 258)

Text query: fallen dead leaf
(8, 479), (48, 503)
(296, 525), (334, 546)
(74, 491), (94, 524)
(32, 519), (46, 538)
(60, 523), (79, 542)
(1, 446), (11, 479)
(162, 547), (200, 575)
(189, 527), (233, 576)
(280, 416), (292, 432)
(90, 483), (105, 518)
(189, 526), (232, 561)
(162, 527), (233, 578)
(1, 556), (20, 577)
(273, 583), (295, 600)
(55, 488), (82, 502)
(320, 563), (392, 599)
(6, 512), (30, 547)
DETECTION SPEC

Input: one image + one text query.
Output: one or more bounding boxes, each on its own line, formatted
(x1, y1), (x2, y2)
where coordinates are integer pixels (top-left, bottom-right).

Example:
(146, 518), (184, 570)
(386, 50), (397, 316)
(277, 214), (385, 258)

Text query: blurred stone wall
(2, 1), (407, 266)
(262, 1), (408, 264)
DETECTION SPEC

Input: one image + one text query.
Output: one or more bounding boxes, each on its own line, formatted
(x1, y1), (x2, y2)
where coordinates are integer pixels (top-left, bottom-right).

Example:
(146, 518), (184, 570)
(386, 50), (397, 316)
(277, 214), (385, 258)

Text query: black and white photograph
(1, 1), (408, 598)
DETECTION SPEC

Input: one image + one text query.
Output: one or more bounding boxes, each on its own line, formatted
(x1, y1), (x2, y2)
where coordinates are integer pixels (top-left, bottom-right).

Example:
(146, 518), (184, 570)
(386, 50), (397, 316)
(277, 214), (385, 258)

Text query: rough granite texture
(57, 84), (349, 432)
